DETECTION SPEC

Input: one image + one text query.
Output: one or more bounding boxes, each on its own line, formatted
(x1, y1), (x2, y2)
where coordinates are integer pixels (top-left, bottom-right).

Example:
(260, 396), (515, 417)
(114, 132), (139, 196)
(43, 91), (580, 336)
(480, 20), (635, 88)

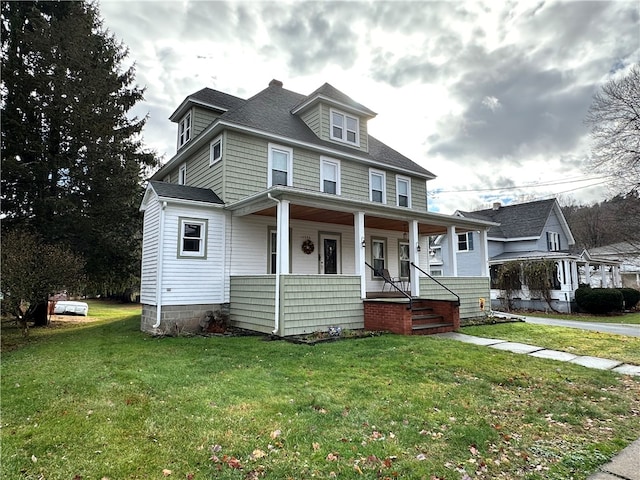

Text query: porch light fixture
(361, 237), (366, 248)
(416, 243), (421, 252)
(429, 248), (436, 257)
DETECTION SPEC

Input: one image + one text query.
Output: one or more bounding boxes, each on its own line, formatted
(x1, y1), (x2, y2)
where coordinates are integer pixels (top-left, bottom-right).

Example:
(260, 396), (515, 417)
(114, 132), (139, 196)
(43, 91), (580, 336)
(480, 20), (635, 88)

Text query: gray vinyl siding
(192, 107), (220, 138)
(281, 275), (364, 335)
(225, 132), (269, 203)
(420, 276), (490, 321)
(183, 142), (211, 189)
(457, 232), (483, 276)
(539, 210), (570, 251)
(229, 276), (275, 333)
(300, 105), (321, 137)
(412, 178), (427, 212)
(293, 149), (320, 191)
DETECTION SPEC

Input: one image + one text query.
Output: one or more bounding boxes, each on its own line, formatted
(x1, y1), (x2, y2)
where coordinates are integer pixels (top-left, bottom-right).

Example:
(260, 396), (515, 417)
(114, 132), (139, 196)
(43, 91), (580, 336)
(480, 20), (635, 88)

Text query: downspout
(153, 201), (167, 328)
(267, 193), (281, 335)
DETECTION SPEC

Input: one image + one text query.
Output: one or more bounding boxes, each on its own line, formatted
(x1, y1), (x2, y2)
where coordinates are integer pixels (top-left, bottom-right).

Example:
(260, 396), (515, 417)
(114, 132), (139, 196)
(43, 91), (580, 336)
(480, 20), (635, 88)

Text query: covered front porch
(226, 187), (496, 336)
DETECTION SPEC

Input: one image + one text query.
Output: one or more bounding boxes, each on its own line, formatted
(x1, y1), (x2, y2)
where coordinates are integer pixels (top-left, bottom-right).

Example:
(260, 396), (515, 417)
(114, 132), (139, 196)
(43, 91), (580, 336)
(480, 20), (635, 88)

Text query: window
(268, 143), (293, 187)
(396, 176), (411, 207)
(268, 228), (277, 274)
(320, 157), (340, 195)
(178, 112), (191, 148)
(209, 135), (222, 166)
(372, 238), (386, 277)
(178, 164), (186, 185)
(178, 218), (207, 258)
(547, 232), (561, 251)
(430, 269), (443, 277)
(399, 242), (410, 278)
(457, 232), (474, 251)
(330, 109), (359, 145)
(369, 169), (386, 203)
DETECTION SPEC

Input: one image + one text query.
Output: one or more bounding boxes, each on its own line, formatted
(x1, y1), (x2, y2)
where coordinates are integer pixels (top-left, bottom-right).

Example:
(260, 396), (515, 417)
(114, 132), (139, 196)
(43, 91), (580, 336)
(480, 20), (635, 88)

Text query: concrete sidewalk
(434, 332), (640, 479)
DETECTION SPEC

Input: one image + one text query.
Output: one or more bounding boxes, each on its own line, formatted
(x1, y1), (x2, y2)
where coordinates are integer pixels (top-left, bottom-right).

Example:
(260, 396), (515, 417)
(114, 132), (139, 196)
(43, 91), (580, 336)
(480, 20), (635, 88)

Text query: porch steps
(410, 302), (455, 335)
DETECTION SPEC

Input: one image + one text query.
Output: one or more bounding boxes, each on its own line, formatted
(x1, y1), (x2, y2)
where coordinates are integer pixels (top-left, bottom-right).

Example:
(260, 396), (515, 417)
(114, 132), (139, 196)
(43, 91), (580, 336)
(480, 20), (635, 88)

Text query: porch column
(613, 265), (621, 287)
(354, 211), (366, 299)
(571, 261), (579, 289)
(479, 229), (489, 277)
(447, 225), (458, 277)
(584, 262), (591, 286)
(599, 264), (607, 287)
(409, 220), (420, 297)
(277, 199), (290, 274)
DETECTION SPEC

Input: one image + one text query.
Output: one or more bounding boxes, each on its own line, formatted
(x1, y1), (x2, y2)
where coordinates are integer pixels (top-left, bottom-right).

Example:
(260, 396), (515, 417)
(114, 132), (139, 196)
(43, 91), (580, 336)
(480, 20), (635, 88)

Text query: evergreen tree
(1, 1), (158, 301)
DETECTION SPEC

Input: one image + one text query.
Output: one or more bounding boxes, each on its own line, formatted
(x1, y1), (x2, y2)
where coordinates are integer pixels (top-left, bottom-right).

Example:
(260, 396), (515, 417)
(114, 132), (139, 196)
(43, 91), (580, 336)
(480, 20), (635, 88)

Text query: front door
(319, 233), (341, 274)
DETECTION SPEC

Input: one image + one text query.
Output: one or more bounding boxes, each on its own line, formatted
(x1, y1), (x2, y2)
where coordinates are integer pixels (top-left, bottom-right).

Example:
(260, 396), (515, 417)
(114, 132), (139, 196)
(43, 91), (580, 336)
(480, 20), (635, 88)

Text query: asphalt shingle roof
(150, 181), (224, 204)
(214, 83), (434, 178)
(460, 198), (557, 239)
(188, 88), (246, 112)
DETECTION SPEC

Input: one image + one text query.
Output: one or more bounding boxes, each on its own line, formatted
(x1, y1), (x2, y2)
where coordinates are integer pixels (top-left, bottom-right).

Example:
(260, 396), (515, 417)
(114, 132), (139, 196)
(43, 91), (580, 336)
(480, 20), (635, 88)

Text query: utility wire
(434, 175), (612, 193)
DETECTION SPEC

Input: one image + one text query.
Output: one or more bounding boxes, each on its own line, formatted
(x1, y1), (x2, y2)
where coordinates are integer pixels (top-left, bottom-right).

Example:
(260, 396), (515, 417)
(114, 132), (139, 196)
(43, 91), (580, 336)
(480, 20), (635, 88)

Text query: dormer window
(178, 112), (191, 148)
(330, 109), (359, 146)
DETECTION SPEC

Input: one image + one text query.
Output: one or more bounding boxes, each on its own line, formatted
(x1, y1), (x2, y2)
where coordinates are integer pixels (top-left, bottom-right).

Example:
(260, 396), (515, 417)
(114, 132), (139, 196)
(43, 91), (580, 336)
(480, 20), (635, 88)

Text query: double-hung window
(396, 176), (411, 207)
(547, 232), (561, 251)
(268, 143), (293, 187)
(399, 242), (410, 278)
(372, 238), (386, 277)
(369, 169), (386, 203)
(178, 218), (207, 258)
(457, 232), (474, 251)
(209, 135), (222, 166)
(178, 164), (186, 185)
(178, 112), (191, 148)
(330, 109), (359, 145)
(320, 157), (340, 195)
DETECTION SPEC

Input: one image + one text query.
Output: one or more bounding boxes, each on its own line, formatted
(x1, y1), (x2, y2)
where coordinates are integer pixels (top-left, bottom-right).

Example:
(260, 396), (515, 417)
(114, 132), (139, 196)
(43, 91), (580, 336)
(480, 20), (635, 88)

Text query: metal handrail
(364, 262), (413, 310)
(410, 262), (460, 305)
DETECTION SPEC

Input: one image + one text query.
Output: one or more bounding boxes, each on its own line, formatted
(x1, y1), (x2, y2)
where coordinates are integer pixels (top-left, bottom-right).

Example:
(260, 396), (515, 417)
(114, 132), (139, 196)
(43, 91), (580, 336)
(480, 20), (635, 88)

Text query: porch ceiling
(253, 205), (453, 235)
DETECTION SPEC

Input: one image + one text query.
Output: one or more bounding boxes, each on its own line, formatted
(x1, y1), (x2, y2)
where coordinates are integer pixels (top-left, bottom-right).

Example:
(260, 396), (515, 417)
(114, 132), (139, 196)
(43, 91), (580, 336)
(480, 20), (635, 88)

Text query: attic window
(547, 232), (561, 251)
(210, 135), (222, 166)
(178, 112), (191, 148)
(330, 109), (359, 145)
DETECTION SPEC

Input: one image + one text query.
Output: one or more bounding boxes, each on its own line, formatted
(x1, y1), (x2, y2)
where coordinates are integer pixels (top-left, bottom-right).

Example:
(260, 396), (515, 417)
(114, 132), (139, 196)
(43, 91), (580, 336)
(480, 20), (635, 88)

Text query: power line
(434, 175), (612, 194)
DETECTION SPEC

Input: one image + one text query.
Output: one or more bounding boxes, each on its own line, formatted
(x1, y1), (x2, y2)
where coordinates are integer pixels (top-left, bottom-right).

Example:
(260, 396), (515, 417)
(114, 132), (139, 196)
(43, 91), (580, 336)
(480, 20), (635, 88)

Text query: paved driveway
(522, 316), (640, 337)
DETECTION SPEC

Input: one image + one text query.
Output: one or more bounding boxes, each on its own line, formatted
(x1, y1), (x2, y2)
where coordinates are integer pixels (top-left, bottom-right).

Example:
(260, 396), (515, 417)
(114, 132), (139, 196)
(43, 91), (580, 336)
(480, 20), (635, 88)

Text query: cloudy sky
(99, 0), (638, 213)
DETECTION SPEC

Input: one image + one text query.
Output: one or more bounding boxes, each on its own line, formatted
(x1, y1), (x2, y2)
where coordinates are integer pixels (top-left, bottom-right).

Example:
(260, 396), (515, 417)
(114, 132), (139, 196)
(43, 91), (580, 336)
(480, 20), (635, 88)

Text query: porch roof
(226, 186), (498, 236)
(489, 251), (581, 264)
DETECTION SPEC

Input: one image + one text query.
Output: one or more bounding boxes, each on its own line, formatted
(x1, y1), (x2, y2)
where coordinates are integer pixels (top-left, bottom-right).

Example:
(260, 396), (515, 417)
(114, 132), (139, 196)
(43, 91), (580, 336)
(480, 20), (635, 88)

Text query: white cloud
(99, 0), (639, 212)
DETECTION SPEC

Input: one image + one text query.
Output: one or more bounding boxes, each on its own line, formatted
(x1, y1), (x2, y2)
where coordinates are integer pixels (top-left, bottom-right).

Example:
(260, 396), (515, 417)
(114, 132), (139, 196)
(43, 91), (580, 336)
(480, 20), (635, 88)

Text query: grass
(521, 311), (640, 325)
(462, 322), (640, 365)
(1, 302), (639, 480)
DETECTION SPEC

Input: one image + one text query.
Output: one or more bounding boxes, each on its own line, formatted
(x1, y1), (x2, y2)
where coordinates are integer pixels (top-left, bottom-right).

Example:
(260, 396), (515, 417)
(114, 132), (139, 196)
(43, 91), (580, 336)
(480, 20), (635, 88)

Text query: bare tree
(585, 64), (640, 195)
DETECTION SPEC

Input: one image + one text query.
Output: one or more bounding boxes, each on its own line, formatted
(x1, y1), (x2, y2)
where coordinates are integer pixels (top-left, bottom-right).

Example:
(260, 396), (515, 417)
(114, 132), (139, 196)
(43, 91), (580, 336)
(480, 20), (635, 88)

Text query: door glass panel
(324, 239), (337, 274)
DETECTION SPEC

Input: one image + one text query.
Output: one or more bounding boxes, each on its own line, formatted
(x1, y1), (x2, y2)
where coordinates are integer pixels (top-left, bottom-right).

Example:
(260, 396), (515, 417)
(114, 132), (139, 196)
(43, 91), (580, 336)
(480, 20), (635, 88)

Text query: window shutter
(547, 232), (551, 251)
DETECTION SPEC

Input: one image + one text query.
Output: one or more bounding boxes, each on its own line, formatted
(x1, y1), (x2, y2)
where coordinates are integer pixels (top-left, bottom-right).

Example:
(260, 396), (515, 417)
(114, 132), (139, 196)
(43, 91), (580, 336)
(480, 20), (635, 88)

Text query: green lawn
(2, 302), (639, 479)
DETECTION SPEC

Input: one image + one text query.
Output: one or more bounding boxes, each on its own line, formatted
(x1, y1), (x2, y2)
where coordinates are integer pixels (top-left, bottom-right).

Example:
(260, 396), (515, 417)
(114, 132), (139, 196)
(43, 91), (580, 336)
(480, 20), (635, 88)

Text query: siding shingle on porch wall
(420, 276), (490, 323)
(229, 276), (276, 334)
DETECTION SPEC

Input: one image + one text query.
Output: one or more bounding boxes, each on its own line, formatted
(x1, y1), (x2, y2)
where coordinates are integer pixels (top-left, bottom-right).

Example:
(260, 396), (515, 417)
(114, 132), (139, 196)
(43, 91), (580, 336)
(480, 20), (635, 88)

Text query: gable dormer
(169, 88), (245, 151)
(291, 83), (376, 154)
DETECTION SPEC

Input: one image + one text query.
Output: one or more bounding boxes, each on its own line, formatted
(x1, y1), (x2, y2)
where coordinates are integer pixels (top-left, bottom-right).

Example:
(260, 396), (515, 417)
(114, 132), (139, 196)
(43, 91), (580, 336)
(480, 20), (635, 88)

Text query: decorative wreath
(301, 239), (315, 255)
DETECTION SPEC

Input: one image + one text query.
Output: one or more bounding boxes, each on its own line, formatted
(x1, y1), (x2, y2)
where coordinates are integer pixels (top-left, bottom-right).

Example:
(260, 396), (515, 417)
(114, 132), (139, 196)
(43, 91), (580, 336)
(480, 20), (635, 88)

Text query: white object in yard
(53, 301), (89, 316)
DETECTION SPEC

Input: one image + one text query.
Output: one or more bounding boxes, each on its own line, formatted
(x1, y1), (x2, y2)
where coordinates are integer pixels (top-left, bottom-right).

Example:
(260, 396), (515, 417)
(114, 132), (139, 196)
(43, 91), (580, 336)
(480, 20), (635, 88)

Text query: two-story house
(139, 80), (496, 336)
(433, 199), (587, 312)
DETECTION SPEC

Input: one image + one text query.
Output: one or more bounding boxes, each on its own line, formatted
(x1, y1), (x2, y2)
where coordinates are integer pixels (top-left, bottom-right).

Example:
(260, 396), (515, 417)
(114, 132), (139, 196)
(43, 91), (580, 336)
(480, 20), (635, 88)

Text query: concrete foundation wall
(141, 303), (230, 335)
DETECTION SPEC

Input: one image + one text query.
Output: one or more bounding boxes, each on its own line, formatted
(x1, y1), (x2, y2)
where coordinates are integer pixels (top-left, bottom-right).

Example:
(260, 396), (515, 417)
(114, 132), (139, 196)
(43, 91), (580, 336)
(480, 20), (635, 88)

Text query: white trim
(178, 217), (207, 258)
(329, 108), (360, 146)
(209, 134), (223, 166)
(178, 164), (186, 185)
(267, 143), (293, 187)
(395, 175), (411, 208)
(178, 111), (192, 148)
(320, 156), (341, 195)
(369, 168), (386, 204)
(291, 94), (375, 118)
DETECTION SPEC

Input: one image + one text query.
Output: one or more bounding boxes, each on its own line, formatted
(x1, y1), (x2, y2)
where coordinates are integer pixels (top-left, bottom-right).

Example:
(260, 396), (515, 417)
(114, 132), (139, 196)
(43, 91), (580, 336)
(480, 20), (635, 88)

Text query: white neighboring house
(581, 242), (640, 289)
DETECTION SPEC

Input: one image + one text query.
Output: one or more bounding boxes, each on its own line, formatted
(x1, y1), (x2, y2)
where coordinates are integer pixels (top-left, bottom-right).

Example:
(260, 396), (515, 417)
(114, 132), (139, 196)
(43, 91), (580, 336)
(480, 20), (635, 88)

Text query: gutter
(267, 193), (281, 336)
(153, 201), (167, 329)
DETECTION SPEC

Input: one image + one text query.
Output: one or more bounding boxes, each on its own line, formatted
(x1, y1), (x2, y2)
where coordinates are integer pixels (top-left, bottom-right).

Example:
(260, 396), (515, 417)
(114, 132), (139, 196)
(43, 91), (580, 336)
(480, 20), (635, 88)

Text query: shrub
(575, 288), (624, 314)
(619, 288), (640, 309)
(574, 286), (591, 305)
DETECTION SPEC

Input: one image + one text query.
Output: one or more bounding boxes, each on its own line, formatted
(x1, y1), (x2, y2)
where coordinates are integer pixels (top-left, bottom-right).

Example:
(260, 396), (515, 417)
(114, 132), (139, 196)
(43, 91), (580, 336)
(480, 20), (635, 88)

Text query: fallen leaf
(186, 474), (194, 480)
(251, 449), (266, 459)
(469, 445), (479, 456)
(326, 452), (339, 461)
(270, 429), (281, 439)
(312, 442), (320, 451)
(31, 455), (37, 463)
(162, 469), (172, 476)
(416, 453), (427, 461)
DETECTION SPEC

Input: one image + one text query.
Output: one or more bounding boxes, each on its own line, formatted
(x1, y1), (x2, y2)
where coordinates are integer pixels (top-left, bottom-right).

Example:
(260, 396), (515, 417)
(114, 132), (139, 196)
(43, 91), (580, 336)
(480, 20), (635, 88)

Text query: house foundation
(141, 303), (230, 335)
